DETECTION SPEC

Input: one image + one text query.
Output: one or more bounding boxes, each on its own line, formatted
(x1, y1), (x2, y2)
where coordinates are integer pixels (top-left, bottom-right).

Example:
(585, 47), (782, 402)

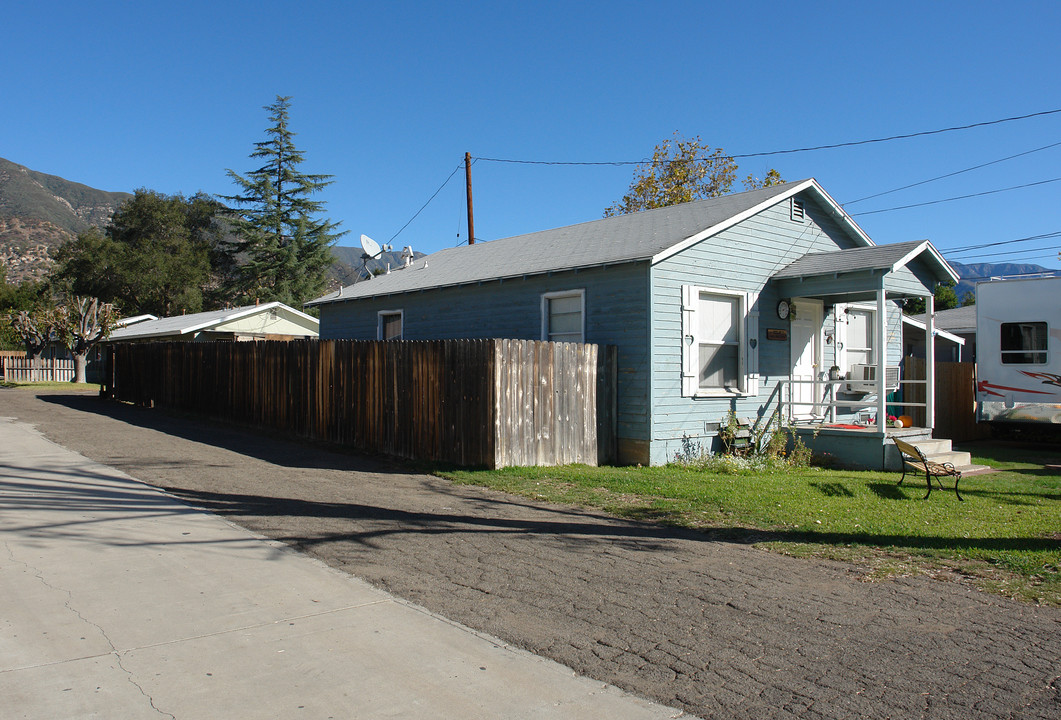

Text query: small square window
(541, 290), (585, 343)
(377, 311), (403, 340)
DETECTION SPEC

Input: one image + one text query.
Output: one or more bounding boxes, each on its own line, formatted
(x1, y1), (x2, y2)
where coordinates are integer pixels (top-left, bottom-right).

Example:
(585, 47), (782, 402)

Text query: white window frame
(377, 310), (404, 340)
(541, 289), (585, 343)
(681, 285), (759, 397)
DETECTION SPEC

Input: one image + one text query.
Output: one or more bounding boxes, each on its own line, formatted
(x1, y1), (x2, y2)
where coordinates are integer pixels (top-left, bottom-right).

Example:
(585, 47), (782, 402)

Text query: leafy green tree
(604, 133), (784, 217)
(6, 306), (59, 360)
(223, 95), (344, 306)
(903, 281), (961, 315)
(1, 270), (52, 351)
(52, 190), (225, 316)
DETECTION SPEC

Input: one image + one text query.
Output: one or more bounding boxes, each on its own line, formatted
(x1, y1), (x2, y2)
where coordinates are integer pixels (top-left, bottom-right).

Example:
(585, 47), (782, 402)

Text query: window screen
(698, 292), (740, 389)
(546, 294), (583, 342)
(379, 312), (402, 340)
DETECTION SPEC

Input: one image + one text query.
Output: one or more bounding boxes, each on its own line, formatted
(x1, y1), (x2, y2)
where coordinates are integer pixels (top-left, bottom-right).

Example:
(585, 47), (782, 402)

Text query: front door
(790, 299), (823, 420)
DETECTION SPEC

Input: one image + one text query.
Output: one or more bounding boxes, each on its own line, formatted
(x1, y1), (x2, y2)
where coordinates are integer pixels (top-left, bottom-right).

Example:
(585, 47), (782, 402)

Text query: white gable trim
(650, 179), (874, 266)
(901, 314), (965, 346)
(891, 240), (960, 285)
(178, 302), (319, 335)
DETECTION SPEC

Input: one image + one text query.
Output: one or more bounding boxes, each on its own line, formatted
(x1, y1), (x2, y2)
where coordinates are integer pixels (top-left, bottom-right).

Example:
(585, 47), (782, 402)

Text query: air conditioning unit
(846, 364), (900, 393)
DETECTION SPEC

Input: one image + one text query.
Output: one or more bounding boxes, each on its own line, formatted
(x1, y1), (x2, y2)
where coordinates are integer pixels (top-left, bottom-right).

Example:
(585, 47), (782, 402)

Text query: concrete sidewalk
(0, 416), (689, 720)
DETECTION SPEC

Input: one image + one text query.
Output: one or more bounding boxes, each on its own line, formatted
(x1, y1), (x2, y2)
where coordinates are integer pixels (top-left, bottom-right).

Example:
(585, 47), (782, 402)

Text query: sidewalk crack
(4, 543), (175, 719)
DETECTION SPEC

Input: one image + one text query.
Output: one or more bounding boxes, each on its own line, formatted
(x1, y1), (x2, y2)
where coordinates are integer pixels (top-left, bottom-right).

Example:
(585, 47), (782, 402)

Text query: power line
(475, 108), (1061, 166)
(949, 245), (1060, 261)
(387, 161), (465, 244)
(850, 177), (1061, 217)
(842, 140), (1061, 205)
(941, 230), (1061, 253)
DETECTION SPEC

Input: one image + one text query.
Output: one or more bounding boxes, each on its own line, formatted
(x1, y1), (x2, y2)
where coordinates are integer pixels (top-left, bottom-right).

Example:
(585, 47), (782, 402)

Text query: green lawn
(0, 381), (101, 391)
(439, 443), (1060, 606)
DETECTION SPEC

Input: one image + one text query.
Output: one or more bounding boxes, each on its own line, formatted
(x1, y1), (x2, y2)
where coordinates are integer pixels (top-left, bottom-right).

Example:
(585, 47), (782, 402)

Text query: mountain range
(0, 157), (1055, 293)
(949, 261), (1061, 301)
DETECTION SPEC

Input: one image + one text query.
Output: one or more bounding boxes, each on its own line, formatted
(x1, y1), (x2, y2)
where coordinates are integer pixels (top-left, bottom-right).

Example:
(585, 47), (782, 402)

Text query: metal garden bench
(893, 438), (963, 501)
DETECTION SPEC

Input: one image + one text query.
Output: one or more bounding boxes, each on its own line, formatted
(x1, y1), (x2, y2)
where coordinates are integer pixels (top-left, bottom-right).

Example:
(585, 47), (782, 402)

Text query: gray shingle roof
(912, 304), (977, 333)
(308, 181), (815, 306)
(107, 302), (317, 341)
(772, 240), (932, 279)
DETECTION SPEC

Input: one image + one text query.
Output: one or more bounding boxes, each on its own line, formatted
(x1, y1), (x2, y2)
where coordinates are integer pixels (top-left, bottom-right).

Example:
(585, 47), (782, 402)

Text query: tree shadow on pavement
(37, 393), (411, 475)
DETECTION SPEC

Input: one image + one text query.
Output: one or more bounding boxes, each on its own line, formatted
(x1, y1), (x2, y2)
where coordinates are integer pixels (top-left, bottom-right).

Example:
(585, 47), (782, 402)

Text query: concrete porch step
(896, 436), (989, 474)
(909, 438), (952, 455)
(926, 449), (971, 467)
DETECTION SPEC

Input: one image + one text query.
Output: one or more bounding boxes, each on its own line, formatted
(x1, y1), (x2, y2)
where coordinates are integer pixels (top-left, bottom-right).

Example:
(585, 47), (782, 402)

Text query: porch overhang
(769, 239), (959, 436)
(770, 239), (959, 301)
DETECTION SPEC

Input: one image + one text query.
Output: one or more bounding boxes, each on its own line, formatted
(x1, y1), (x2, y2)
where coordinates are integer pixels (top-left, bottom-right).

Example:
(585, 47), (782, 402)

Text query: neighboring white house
(104, 302), (319, 343)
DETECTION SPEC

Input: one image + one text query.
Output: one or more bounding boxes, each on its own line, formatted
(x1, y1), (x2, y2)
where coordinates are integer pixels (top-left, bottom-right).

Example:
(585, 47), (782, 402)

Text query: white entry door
(789, 299), (823, 420)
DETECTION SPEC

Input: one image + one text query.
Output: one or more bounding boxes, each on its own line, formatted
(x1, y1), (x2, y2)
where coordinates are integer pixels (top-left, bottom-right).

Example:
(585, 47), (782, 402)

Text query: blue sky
(4, 1), (1059, 273)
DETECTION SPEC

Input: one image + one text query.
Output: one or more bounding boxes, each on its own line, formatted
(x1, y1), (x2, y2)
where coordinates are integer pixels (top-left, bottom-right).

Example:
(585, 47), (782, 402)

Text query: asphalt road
(3, 389), (1058, 719)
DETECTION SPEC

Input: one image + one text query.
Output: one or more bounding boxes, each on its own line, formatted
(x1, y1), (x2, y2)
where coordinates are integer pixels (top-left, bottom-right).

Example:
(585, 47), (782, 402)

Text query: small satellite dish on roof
(360, 234), (382, 259)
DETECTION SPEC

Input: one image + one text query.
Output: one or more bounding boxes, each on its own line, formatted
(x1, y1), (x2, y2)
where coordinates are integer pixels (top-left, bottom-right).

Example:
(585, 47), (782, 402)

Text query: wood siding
(648, 193), (867, 464)
(319, 263), (651, 450)
(104, 339), (615, 469)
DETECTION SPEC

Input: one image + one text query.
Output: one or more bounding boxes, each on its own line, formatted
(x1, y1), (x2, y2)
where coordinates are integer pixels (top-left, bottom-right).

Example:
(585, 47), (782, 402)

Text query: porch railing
(772, 377), (929, 430)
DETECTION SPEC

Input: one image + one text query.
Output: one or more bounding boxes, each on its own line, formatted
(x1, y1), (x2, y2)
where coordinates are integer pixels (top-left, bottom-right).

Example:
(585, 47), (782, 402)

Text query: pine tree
(224, 96), (344, 306)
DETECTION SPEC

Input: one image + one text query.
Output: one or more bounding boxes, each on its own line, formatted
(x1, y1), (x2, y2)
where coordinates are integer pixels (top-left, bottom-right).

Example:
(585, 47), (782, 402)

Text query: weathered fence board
(2, 357), (75, 383)
(105, 339), (615, 468)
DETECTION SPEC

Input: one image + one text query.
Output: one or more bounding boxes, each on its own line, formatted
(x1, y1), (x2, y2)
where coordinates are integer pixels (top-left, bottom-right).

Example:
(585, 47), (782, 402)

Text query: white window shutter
(681, 285), (697, 397)
(746, 291), (759, 395)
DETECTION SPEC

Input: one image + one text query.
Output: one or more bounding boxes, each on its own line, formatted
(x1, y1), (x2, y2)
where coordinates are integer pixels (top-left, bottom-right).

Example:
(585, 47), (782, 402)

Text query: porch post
(925, 293), (935, 431)
(876, 285), (887, 433)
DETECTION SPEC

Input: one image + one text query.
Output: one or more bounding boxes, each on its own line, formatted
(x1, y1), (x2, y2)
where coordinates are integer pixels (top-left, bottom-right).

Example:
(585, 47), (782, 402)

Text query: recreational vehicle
(975, 276), (1061, 427)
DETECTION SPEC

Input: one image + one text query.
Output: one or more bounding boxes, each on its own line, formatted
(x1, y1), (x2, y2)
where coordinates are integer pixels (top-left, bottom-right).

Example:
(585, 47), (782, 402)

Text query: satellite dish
(360, 234), (382, 259)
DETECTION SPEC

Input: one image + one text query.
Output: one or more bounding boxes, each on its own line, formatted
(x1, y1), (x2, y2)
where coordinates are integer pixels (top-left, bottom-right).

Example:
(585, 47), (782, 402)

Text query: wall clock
(777, 300), (790, 320)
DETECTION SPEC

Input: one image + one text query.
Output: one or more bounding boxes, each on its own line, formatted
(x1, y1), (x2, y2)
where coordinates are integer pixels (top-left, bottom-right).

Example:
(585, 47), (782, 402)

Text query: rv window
(1000, 321), (1047, 364)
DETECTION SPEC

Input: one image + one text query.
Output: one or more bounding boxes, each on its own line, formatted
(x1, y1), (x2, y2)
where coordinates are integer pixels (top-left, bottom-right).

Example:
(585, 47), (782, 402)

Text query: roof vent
(790, 198), (806, 222)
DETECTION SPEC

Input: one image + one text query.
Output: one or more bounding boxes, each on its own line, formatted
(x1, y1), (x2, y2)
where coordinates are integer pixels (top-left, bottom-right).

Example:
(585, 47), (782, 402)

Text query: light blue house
(307, 179), (957, 467)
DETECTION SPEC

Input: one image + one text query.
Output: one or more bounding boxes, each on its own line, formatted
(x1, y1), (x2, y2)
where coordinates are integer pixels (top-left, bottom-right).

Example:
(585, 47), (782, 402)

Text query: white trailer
(975, 276), (1061, 425)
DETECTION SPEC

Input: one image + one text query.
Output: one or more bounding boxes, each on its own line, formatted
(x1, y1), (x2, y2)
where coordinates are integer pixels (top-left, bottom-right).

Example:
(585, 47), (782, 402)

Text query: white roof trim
(176, 302), (319, 335)
(892, 240), (960, 285)
(650, 178), (874, 266)
(901, 314), (965, 346)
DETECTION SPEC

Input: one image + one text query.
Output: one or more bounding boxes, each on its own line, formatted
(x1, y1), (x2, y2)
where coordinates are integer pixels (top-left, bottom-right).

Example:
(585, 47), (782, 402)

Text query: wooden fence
(903, 357), (991, 442)
(2, 356), (75, 383)
(103, 339), (617, 468)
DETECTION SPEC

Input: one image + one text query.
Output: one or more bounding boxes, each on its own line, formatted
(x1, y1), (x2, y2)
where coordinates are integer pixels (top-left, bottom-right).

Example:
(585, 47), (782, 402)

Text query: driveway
(4, 389), (1059, 719)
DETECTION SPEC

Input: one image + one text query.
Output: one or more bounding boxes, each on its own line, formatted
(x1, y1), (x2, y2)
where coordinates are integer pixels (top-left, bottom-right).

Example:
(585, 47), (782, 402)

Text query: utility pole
(465, 152), (475, 245)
